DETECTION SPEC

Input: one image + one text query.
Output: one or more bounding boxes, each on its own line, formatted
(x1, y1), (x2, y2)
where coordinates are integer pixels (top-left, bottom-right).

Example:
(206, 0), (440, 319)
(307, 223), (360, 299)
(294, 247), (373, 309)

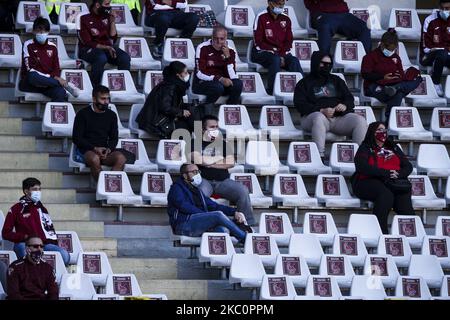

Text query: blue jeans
(145, 10), (199, 45)
(179, 211), (246, 241)
(14, 242), (70, 266)
(312, 12), (372, 54)
(251, 48), (302, 95)
(193, 78), (243, 104)
(365, 77), (423, 118)
(79, 46), (131, 87)
(19, 71), (67, 102)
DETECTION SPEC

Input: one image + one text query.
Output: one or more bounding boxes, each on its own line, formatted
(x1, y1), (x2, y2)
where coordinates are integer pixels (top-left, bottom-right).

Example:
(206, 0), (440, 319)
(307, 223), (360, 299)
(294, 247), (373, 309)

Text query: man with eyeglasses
(6, 236), (58, 300)
(2, 178), (70, 266)
(167, 163), (252, 243)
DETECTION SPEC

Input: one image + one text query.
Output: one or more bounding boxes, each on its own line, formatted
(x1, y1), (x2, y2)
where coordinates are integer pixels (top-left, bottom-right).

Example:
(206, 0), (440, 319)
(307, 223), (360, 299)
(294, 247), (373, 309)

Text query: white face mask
(191, 173), (202, 187)
(182, 74), (190, 83)
(30, 191), (41, 203)
(207, 129), (220, 140)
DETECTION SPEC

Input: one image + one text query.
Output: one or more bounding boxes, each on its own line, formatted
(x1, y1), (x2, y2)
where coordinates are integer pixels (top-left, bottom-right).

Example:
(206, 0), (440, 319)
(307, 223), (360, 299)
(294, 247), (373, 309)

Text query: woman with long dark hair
(352, 121), (414, 233)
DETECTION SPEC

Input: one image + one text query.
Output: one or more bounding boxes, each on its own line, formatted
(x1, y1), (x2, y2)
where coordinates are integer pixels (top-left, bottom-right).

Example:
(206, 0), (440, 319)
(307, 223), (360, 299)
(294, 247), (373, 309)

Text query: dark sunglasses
(28, 244), (44, 249)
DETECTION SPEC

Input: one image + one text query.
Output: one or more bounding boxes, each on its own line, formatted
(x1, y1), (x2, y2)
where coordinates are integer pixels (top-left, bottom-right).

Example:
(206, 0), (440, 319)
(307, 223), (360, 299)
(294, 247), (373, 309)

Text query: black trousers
(353, 178), (414, 234)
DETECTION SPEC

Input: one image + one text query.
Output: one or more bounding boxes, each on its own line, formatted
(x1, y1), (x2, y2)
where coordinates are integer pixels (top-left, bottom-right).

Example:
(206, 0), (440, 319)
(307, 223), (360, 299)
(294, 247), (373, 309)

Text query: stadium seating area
(0, 1), (449, 300)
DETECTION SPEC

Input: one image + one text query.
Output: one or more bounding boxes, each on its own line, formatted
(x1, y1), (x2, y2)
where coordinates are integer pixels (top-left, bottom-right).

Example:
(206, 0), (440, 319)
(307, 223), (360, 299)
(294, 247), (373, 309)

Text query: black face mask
(319, 64), (332, 77)
(96, 102), (109, 111)
(100, 5), (111, 16)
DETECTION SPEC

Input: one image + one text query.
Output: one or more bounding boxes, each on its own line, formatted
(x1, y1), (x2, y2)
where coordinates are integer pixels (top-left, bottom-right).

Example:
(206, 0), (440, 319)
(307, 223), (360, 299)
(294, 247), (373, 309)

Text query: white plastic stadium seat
(56, 231), (83, 265)
(92, 294), (120, 300)
(47, 36), (77, 69)
(395, 276), (432, 300)
(237, 72), (276, 105)
(58, 2), (89, 34)
(272, 173), (319, 209)
(282, 6), (308, 38)
(260, 275), (296, 300)
(41, 251), (67, 285)
(143, 71), (163, 96)
(350, 275), (387, 300)
(377, 235), (413, 268)
(334, 41), (366, 74)
(185, 4), (213, 37)
(274, 254), (310, 288)
(347, 214), (383, 248)
(431, 107), (450, 141)
(16, 1), (60, 33)
(435, 216), (450, 237)
(218, 105), (261, 140)
(391, 215), (426, 249)
(0, 250), (17, 266)
(105, 273), (143, 296)
(60, 273), (96, 300)
(406, 75), (447, 107)
(140, 172), (172, 206)
(388, 107), (433, 141)
(319, 254), (355, 288)
(417, 144), (450, 178)
(245, 141), (289, 176)
(353, 106), (377, 125)
(303, 212), (338, 247)
(226, 39), (249, 71)
(60, 69), (93, 103)
(388, 8), (421, 41)
(363, 254), (400, 289)
(244, 233), (280, 267)
(156, 139), (187, 173)
(116, 139), (157, 172)
(108, 104), (132, 138)
(330, 142), (358, 176)
(258, 212), (294, 247)
(315, 174), (361, 208)
(273, 72), (303, 106)
(225, 5), (255, 38)
(408, 175), (446, 210)
(287, 142), (332, 175)
(15, 72), (48, 102)
(246, 40), (267, 73)
(199, 232), (236, 267)
(119, 37), (161, 71)
(128, 104), (151, 138)
(421, 235), (450, 269)
(96, 171), (143, 206)
(290, 40), (319, 73)
(397, 42), (418, 69)
(332, 234), (368, 267)
(101, 70), (145, 104)
(408, 255), (444, 288)
(76, 251), (113, 287)
(259, 105), (303, 140)
(229, 173), (272, 208)
(229, 254), (266, 288)
(42, 102), (75, 137)
(110, 4), (144, 36)
(305, 276), (342, 300)
(350, 7), (385, 39)
(0, 282), (5, 300)
(162, 38), (195, 70)
(332, 72), (360, 105)
(289, 234), (324, 268)
(440, 276), (450, 299)
(0, 34), (22, 69)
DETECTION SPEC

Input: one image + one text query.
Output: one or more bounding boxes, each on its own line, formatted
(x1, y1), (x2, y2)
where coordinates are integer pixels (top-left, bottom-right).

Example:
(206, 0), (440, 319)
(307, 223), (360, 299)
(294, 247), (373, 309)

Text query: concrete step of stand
(0, 135), (35, 151)
(0, 152), (48, 170)
(0, 188), (76, 203)
(54, 220), (104, 238)
(0, 171), (62, 188)
(0, 118), (22, 135)
(80, 237), (117, 257)
(0, 203), (90, 220)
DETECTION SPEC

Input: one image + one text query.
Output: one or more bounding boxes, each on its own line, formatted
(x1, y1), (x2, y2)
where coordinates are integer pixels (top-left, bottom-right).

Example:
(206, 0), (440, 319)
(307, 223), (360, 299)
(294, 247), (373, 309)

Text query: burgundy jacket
(20, 38), (60, 80)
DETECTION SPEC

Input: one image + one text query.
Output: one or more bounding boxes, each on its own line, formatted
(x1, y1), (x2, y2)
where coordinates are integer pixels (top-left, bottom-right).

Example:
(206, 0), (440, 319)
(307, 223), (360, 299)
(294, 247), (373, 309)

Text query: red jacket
(304, 0), (349, 15)
(78, 10), (117, 50)
(2, 197), (57, 245)
(421, 15), (450, 59)
(253, 8), (293, 57)
(145, 0), (186, 14)
(20, 38), (60, 80)
(361, 47), (405, 91)
(195, 40), (237, 81)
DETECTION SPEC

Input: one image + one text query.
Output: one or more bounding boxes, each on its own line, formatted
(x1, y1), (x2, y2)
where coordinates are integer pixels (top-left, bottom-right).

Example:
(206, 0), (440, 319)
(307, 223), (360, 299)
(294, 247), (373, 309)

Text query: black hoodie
(293, 51), (355, 117)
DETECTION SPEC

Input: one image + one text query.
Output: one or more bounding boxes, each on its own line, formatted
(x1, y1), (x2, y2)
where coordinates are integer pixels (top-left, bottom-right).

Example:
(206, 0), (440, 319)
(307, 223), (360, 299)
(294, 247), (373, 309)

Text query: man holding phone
(193, 26), (242, 117)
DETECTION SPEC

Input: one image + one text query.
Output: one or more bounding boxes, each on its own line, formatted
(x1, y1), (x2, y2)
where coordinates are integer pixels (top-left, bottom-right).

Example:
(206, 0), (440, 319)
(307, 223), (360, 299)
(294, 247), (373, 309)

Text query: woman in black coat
(136, 61), (193, 138)
(352, 121), (414, 233)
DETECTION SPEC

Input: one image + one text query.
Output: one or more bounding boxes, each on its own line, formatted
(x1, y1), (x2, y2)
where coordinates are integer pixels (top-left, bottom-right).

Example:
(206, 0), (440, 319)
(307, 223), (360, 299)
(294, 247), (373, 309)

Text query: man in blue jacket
(168, 163), (251, 242)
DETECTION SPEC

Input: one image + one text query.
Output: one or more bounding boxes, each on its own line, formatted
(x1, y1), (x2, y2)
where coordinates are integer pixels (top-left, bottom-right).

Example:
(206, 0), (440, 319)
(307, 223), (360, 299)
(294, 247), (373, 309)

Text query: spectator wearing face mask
(167, 163), (252, 243)
(78, 0), (131, 86)
(294, 51), (367, 158)
(362, 29), (423, 120)
(2, 178), (70, 266)
(420, 0), (450, 96)
(6, 236), (59, 300)
(19, 17), (79, 102)
(190, 115), (255, 225)
(251, 0), (303, 95)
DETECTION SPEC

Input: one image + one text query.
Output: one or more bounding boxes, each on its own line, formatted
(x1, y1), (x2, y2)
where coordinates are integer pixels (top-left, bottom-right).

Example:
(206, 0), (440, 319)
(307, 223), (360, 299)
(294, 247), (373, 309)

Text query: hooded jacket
(294, 51), (355, 117)
(135, 67), (189, 136)
(167, 178), (236, 234)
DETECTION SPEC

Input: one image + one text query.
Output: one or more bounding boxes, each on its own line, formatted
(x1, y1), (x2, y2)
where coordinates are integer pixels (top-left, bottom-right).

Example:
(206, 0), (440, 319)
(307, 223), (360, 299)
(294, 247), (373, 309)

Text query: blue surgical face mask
(272, 6), (284, 15)
(35, 33), (48, 44)
(440, 10), (450, 20)
(382, 48), (395, 57)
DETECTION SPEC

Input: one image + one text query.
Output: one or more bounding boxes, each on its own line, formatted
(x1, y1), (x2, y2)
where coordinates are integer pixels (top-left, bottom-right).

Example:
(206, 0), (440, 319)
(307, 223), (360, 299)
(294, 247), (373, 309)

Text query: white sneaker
(434, 84), (444, 97)
(65, 82), (80, 97)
